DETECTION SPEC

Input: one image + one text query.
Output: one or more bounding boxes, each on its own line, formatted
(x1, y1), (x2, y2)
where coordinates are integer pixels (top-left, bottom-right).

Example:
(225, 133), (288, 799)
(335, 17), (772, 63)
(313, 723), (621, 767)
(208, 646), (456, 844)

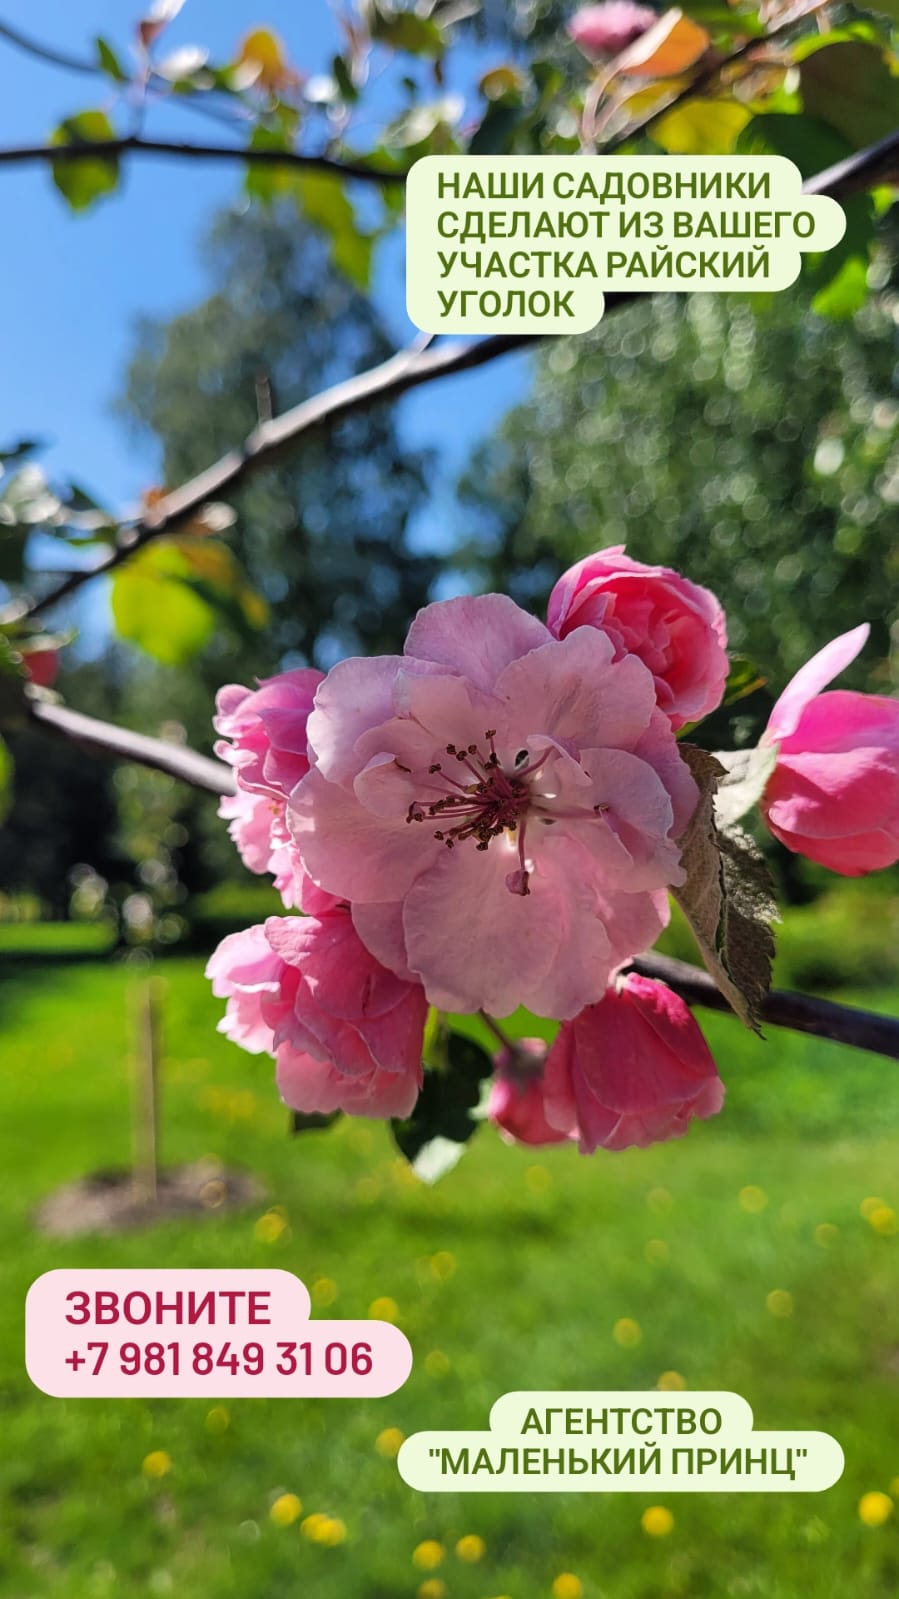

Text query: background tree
(117, 204), (436, 717)
(460, 270), (899, 697)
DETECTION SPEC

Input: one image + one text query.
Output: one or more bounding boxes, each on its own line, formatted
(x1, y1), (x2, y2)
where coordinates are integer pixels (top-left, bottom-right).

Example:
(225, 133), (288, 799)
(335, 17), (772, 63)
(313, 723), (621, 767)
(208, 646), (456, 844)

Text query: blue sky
(0, 0), (533, 630)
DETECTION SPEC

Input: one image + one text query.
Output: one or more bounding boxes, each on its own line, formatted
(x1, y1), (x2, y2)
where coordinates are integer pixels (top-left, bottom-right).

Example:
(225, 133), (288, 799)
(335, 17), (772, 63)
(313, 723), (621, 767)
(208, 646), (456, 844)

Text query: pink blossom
(547, 546), (728, 730)
(289, 593), (697, 1019)
(206, 924), (286, 1055)
(214, 668), (323, 902)
(206, 911), (426, 1118)
(488, 1038), (571, 1146)
(568, 1), (657, 58)
(762, 624), (899, 875)
(543, 973), (724, 1152)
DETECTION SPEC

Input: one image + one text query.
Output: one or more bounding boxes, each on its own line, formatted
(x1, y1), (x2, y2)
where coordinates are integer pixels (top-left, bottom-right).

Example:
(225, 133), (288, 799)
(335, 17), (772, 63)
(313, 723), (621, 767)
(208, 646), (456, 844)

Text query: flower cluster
(208, 547), (898, 1158)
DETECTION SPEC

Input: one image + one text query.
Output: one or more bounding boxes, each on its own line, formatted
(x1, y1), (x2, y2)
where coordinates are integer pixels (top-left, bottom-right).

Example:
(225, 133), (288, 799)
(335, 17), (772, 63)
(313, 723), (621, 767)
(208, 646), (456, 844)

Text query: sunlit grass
(0, 951), (898, 1597)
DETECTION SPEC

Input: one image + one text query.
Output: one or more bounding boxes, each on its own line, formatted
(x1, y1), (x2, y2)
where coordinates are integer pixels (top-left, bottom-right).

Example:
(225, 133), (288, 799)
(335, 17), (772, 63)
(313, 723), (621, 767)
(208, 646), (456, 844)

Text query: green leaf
(800, 43), (899, 150)
(111, 542), (217, 665)
(0, 439), (41, 467)
(735, 111), (851, 177)
(50, 110), (120, 212)
(469, 100), (524, 155)
(0, 633), (27, 725)
(653, 99), (751, 155)
(245, 125), (297, 205)
(332, 54), (359, 103)
(0, 735), (13, 825)
(291, 1110), (342, 1133)
(391, 1031), (494, 1183)
(369, 7), (445, 56)
(812, 253), (870, 319)
(96, 36), (129, 82)
(673, 745), (777, 1031)
(295, 172), (374, 291)
(712, 742), (779, 830)
(723, 655), (767, 706)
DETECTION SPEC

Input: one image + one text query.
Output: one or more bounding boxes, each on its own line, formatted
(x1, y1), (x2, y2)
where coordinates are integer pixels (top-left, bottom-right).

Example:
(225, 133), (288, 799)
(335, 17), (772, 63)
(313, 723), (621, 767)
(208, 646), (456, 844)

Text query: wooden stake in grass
(131, 978), (163, 1207)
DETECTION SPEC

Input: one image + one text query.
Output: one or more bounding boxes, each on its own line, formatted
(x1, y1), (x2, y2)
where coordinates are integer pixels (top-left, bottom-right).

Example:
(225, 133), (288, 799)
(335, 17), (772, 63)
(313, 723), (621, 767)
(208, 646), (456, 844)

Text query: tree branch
(631, 952), (899, 1061)
(0, 134), (407, 187)
(18, 700), (899, 1059)
(10, 126), (897, 628)
(27, 698), (235, 796)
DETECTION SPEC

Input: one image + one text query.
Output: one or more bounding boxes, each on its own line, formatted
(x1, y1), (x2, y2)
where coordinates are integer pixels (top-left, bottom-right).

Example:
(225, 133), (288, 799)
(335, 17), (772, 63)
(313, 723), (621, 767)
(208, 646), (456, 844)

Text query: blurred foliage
(15, 0), (897, 317)
(116, 206), (435, 697)
(459, 262), (899, 695)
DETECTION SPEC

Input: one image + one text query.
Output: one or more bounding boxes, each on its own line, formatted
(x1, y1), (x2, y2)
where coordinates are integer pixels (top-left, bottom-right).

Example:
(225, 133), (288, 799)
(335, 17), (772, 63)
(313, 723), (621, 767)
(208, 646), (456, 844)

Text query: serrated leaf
(50, 110), (119, 212)
(712, 742), (779, 830)
(391, 1030), (493, 1182)
(673, 744), (776, 1031)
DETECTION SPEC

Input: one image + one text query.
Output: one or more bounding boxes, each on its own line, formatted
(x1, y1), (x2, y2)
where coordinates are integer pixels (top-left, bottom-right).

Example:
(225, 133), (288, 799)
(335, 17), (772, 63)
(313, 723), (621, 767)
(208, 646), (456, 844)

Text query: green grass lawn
(2, 949), (899, 1599)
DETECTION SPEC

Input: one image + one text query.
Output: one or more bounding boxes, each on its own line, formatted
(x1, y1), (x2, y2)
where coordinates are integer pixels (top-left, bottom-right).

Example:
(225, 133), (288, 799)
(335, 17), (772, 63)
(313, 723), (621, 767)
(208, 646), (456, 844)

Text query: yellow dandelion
(142, 1451), (171, 1479)
(455, 1533), (486, 1562)
(860, 1196), (886, 1219)
(369, 1296), (399, 1322)
(375, 1427), (405, 1460)
(270, 1493), (302, 1528)
(657, 1371), (686, 1392)
(613, 1317), (642, 1349)
(254, 1210), (287, 1244)
(430, 1251), (457, 1280)
(425, 1349), (451, 1377)
(859, 1491), (893, 1528)
(301, 1513), (328, 1540)
(526, 1163), (552, 1192)
(552, 1574), (584, 1599)
(645, 1238), (670, 1265)
(316, 1517), (346, 1547)
(642, 1505), (675, 1537)
(815, 1223), (839, 1248)
(205, 1406), (230, 1435)
(417, 1582), (448, 1599)
(311, 1277), (338, 1308)
(766, 1289), (793, 1318)
(868, 1205), (898, 1237)
(739, 1185), (768, 1214)
(413, 1540), (445, 1571)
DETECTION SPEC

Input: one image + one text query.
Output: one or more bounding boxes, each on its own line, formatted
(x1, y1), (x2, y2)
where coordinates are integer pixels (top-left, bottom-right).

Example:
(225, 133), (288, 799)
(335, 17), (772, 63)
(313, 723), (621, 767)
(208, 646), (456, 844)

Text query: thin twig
(27, 698), (235, 796)
(631, 952), (899, 1061)
(0, 19), (97, 76)
(0, 134), (406, 186)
